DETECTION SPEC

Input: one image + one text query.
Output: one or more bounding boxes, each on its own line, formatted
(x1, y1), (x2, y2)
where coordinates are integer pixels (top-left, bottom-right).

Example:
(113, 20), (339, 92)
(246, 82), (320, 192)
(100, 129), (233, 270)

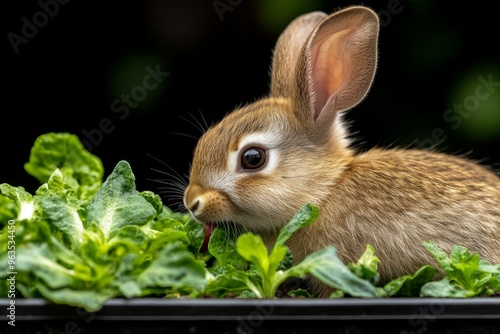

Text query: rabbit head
(183, 6), (379, 232)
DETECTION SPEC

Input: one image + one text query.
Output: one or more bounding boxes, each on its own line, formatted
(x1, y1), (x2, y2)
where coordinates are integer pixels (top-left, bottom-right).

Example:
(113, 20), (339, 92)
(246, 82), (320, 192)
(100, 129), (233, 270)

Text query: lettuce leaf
(0, 184), (36, 222)
(86, 160), (156, 240)
(382, 265), (438, 297)
(0, 194), (16, 227)
(137, 241), (207, 295)
(420, 241), (500, 297)
(36, 169), (86, 248)
(208, 227), (246, 270)
(348, 244), (381, 285)
(24, 132), (104, 201)
(288, 246), (377, 298)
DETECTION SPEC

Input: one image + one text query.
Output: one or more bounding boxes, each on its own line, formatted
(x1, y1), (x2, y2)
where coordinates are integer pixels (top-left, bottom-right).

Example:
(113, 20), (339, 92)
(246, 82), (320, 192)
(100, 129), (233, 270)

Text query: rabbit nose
(189, 199), (201, 214)
(184, 183), (205, 217)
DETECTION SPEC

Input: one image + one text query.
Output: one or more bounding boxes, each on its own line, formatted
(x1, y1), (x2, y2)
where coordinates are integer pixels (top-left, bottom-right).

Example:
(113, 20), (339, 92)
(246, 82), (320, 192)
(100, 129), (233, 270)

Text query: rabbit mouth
(200, 222), (218, 253)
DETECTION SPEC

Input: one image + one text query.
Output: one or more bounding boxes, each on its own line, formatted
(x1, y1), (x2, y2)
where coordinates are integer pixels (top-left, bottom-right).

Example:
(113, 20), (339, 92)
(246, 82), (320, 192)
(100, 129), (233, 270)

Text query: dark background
(3, 0), (500, 211)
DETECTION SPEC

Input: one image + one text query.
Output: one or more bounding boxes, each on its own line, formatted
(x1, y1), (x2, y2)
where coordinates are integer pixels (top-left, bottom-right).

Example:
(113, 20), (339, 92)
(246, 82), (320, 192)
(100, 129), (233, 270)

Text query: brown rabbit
(183, 5), (500, 297)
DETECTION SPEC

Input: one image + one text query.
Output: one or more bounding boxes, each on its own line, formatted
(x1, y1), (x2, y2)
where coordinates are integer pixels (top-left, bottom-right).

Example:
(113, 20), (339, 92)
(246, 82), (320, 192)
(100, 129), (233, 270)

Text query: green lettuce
(86, 160), (157, 240)
(420, 241), (500, 297)
(0, 133), (206, 311)
(24, 132), (104, 201)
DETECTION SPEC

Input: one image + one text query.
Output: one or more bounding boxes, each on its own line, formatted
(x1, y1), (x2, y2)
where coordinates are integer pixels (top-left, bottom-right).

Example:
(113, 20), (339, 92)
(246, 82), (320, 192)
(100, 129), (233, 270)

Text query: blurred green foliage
(256, 0), (324, 34)
(450, 67), (500, 142)
(108, 53), (168, 113)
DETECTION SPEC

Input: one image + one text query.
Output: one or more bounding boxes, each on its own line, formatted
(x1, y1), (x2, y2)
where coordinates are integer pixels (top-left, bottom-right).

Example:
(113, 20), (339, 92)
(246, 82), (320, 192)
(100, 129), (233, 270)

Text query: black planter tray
(2, 298), (500, 334)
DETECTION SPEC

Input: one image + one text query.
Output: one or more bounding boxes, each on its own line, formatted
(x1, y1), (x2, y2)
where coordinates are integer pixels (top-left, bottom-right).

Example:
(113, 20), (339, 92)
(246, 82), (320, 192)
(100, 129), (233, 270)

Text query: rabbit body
(281, 147), (500, 296)
(183, 6), (500, 297)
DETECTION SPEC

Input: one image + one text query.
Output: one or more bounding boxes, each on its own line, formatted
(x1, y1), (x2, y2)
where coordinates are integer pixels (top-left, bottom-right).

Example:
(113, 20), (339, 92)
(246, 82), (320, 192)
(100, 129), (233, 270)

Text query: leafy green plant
(419, 241), (500, 297)
(0, 133), (207, 311)
(205, 204), (377, 298)
(350, 240), (500, 298)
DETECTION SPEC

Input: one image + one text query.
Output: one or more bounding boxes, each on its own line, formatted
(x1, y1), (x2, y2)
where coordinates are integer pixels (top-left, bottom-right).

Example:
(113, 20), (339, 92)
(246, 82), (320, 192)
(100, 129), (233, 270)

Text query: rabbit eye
(241, 147), (266, 170)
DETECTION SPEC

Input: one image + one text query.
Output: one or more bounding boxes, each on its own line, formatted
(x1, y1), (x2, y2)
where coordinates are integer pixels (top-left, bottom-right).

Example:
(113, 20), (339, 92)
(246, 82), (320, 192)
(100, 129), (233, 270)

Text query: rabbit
(183, 5), (500, 297)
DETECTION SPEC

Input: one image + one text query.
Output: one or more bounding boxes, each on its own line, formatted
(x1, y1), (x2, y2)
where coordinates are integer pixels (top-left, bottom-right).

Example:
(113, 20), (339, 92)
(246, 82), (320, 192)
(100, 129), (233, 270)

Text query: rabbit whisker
(171, 132), (200, 140)
(147, 153), (190, 210)
(178, 109), (211, 135)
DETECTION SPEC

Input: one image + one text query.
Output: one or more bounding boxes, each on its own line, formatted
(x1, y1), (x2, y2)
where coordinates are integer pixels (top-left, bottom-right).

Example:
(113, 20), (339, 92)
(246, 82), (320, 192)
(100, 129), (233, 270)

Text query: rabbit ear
(270, 11), (327, 98)
(292, 6), (379, 139)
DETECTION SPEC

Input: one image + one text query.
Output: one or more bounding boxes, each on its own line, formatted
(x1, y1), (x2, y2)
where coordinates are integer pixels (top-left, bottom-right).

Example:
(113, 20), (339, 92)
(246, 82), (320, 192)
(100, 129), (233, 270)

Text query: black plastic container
(2, 297), (500, 334)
